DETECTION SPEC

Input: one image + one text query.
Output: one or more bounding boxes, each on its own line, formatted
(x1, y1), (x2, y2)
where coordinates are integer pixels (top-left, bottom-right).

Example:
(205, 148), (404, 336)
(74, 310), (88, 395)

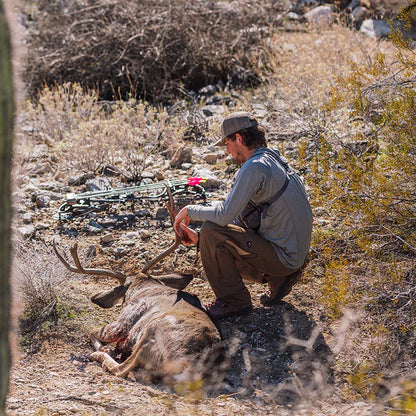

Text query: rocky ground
(6, 113), (387, 415)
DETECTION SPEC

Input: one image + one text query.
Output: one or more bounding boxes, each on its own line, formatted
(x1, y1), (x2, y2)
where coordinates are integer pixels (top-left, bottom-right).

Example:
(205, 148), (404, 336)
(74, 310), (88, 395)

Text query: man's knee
(200, 221), (225, 242)
(200, 220), (216, 233)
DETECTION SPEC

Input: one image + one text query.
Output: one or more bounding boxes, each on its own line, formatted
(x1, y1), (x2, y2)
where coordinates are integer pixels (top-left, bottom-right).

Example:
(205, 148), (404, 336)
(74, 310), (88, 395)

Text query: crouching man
(174, 112), (313, 320)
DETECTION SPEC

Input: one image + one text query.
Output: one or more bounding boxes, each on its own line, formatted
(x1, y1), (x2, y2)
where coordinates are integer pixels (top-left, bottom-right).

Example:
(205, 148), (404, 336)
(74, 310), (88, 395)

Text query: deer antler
(141, 185), (182, 274)
(53, 239), (126, 284)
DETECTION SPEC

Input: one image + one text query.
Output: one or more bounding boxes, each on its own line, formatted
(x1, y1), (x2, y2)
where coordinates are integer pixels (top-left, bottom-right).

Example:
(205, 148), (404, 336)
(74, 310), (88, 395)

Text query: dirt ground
(7, 219), (379, 415)
(6, 134), (382, 415)
(6, 265), (378, 416)
(6, 277), (334, 416)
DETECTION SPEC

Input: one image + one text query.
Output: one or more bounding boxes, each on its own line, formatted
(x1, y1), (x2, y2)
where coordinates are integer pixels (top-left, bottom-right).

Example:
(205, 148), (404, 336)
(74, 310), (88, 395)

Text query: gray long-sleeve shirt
(187, 146), (313, 269)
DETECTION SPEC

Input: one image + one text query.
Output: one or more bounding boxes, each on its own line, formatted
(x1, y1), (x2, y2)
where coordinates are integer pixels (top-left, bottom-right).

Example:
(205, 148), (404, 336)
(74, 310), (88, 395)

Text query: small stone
(286, 12), (300, 20)
(203, 153), (219, 164)
(35, 194), (51, 208)
(17, 225), (35, 240)
(170, 146), (193, 168)
(84, 224), (102, 235)
(21, 212), (34, 224)
(141, 171), (155, 180)
(201, 105), (226, 116)
(120, 239), (136, 247)
(360, 19), (391, 38)
(198, 85), (217, 96)
(134, 209), (151, 218)
(85, 177), (112, 192)
(191, 165), (224, 189)
(35, 222), (49, 230)
(110, 246), (127, 256)
(139, 230), (152, 240)
(351, 6), (368, 23)
(86, 245), (97, 257)
(100, 233), (115, 244)
(68, 173), (95, 186)
(155, 208), (169, 220)
(304, 5), (334, 25)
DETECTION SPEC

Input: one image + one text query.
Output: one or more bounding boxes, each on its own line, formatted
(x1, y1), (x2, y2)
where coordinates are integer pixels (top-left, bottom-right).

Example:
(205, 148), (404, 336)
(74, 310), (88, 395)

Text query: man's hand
(174, 207), (199, 246)
(174, 207), (190, 235)
(180, 224), (198, 246)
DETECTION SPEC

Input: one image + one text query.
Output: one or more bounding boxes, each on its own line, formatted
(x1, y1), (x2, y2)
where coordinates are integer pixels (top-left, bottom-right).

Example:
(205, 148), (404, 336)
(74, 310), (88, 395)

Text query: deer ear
(156, 273), (194, 290)
(91, 285), (128, 308)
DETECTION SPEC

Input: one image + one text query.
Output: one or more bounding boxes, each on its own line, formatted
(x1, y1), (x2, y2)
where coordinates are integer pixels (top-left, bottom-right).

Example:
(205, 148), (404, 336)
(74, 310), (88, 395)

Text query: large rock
(191, 165), (224, 189)
(304, 5), (334, 25)
(169, 146), (193, 168)
(360, 19), (391, 38)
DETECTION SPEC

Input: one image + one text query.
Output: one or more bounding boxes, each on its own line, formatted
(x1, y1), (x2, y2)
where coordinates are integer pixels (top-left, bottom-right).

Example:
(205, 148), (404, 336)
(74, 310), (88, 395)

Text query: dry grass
(24, 83), (186, 181)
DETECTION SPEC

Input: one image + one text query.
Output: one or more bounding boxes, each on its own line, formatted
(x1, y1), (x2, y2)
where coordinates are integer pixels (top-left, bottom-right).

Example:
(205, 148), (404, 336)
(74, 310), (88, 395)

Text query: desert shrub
(301, 6), (416, 398)
(21, 0), (281, 103)
(25, 83), (186, 180)
(25, 82), (102, 143)
(15, 240), (92, 351)
(324, 14), (416, 258)
(255, 13), (415, 401)
(15, 241), (72, 339)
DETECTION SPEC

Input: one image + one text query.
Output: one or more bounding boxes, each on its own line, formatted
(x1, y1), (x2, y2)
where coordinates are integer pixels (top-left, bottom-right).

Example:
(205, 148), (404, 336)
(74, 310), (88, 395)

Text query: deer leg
(90, 328), (150, 378)
(90, 335), (104, 352)
(91, 312), (170, 378)
(90, 351), (122, 374)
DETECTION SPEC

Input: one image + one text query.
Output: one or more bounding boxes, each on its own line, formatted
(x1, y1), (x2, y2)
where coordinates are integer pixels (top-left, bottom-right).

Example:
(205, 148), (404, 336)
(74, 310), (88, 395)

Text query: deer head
(53, 185), (194, 308)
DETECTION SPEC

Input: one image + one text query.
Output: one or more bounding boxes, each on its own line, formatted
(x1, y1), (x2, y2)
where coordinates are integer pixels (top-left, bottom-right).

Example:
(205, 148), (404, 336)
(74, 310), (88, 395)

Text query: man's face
(225, 135), (246, 164)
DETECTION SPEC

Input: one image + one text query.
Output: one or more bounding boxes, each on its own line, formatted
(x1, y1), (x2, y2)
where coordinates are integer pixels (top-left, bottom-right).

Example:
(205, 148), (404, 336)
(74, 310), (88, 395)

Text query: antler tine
(52, 238), (79, 273)
(163, 183), (177, 220)
(141, 185), (181, 275)
(53, 239), (126, 284)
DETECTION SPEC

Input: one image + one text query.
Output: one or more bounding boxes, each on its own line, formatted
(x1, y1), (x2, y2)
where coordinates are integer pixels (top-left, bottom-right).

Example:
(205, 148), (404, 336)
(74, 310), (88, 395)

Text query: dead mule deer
(53, 189), (222, 385)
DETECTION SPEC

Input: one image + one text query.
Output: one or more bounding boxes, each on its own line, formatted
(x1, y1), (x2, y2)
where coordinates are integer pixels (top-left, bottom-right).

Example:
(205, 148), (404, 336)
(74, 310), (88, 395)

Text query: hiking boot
(260, 268), (302, 306)
(205, 298), (252, 320)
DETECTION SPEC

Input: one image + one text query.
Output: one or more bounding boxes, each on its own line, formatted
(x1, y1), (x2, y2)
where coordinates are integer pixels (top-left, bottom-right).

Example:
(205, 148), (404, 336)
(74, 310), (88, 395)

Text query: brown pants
(199, 221), (297, 308)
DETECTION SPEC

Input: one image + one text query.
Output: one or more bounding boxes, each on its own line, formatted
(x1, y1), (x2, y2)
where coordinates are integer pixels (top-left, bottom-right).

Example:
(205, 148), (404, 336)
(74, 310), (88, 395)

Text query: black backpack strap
(268, 175), (290, 205)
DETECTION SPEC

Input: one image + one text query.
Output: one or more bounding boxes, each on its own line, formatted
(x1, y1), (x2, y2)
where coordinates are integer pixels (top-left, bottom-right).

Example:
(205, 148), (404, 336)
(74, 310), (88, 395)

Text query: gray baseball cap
(214, 111), (258, 146)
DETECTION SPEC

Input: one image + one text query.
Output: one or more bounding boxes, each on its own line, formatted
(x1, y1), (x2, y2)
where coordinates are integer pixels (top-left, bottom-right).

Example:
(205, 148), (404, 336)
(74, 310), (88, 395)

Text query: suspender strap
(268, 175), (289, 205)
(261, 148), (293, 220)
